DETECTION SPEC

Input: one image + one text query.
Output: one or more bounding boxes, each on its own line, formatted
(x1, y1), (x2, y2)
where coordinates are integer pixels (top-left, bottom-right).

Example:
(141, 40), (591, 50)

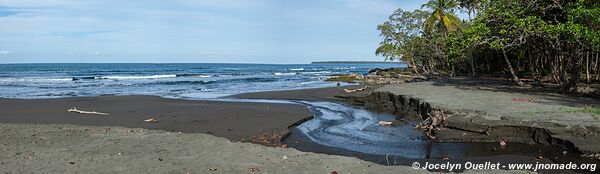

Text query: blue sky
(0, 0), (428, 64)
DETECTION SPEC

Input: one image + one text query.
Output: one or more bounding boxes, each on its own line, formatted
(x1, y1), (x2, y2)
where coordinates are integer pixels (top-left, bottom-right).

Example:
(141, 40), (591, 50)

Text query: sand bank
(0, 95), (310, 146)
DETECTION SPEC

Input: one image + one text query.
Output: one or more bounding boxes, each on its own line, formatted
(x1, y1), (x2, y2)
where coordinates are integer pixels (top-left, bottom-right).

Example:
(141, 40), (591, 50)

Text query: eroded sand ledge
(338, 81), (600, 156)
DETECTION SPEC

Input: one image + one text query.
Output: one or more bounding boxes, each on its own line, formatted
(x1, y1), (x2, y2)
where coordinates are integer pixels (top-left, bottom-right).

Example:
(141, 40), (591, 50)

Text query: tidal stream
(215, 98), (597, 173)
(283, 101), (598, 173)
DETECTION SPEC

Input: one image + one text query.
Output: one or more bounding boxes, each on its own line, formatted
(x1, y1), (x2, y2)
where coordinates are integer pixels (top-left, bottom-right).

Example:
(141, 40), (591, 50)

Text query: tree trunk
(409, 58), (420, 75)
(470, 49), (476, 78)
(586, 51), (590, 83)
(561, 51), (583, 93)
(501, 47), (525, 86)
(596, 52), (599, 81)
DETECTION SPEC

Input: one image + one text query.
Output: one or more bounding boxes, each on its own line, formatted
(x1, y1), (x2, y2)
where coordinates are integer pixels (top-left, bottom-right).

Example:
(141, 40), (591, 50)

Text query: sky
(0, 0), (428, 64)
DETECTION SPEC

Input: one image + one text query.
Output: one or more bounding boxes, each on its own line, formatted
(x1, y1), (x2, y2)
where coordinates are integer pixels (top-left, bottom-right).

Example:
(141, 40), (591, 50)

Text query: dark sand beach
(230, 85), (365, 101)
(0, 84), (598, 173)
(0, 95), (311, 145)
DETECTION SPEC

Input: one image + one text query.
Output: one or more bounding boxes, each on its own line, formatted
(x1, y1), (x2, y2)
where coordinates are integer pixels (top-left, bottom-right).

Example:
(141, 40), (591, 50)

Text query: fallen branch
(397, 74), (427, 80)
(344, 86), (370, 93)
(378, 121), (393, 126)
(415, 109), (446, 140)
(144, 117), (158, 123)
(67, 107), (110, 115)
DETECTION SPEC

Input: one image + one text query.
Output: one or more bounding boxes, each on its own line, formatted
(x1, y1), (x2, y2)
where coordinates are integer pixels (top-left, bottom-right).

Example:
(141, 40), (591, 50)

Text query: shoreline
(0, 95), (312, 147)
(3, 83), (597, 154)
(0, 123), (440, 174)
(1, 83), (598, 173)
(0, 85), (363, 147)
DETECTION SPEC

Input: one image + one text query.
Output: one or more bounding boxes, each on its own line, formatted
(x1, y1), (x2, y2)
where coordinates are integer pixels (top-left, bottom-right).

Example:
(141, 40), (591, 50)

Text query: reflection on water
(295, 101), (436, 158)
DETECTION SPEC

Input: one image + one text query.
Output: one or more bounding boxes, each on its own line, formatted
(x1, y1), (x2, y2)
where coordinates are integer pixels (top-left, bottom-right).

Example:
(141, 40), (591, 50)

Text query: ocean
(0, 63), (404, 99)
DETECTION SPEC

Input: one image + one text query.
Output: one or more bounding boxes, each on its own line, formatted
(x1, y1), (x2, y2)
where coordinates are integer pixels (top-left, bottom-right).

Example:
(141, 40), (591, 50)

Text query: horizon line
(0, 60), (402, 65)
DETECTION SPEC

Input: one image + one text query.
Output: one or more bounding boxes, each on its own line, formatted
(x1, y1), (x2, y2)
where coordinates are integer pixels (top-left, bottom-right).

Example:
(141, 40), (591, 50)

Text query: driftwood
(397, 74), (427, 80)
(344, 86), (370, 93)
(67, 107), (110, 115)
(144, 117), (158, 123)
(415, 109), (446, 140)
(378, 121), (393, 126)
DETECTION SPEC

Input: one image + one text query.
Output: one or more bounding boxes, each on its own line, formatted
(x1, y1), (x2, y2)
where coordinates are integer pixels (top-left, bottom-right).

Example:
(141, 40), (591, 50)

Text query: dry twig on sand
(344, 86), (370, 93)
(67, 107), (110, 115)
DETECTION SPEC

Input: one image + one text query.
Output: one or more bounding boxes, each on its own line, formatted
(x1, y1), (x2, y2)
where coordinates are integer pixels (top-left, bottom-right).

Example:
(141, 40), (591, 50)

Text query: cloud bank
(0, 0), (427, 63)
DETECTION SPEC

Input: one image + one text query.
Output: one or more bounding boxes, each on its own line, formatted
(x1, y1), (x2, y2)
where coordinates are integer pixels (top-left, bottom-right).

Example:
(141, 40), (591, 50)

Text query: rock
(368, 68), (383, 74)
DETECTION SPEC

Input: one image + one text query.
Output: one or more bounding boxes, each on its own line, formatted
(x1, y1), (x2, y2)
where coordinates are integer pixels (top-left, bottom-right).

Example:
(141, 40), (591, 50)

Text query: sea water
(0, 63), (403, 99)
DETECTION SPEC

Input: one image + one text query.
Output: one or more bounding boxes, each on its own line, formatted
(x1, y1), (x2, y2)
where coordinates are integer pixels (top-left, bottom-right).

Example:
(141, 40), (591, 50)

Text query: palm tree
(458, 0), (480, 19)
(421, 0), (462, 35)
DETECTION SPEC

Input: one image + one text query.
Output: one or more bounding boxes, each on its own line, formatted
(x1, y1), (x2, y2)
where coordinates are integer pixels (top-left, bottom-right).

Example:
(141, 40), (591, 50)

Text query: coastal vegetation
(377, 0), (599, 92)
(562, 106), (600, 119)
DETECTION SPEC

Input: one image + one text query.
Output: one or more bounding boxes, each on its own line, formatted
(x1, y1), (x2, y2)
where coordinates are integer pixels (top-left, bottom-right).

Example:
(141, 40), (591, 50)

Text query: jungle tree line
(376, 0), (599, 92)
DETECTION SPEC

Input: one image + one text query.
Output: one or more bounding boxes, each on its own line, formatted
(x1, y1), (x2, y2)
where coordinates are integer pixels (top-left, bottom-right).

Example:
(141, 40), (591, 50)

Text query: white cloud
(0, 0), (425, 63)
(0, 0), (80, 8)
(0, 50), (12, 55)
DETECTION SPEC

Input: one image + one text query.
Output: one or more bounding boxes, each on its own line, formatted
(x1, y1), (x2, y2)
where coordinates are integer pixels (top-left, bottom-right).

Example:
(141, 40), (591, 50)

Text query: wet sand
(0, 95), (310, 145)
(230, 85), (367, 101)
(0, 84), (595, 173)
(1, 123), (527, 174)
(372, 80), (600, 154)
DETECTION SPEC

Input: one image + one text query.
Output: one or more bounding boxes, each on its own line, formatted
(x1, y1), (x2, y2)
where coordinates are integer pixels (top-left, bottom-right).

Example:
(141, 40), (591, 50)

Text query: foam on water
(296, 101), (430, 158)
(97, 74), (177, 80)
(0, 63), (405, 99)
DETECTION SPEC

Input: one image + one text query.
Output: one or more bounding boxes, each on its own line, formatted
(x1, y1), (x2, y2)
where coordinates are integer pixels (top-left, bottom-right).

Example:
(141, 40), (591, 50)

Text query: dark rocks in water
(367, 68), (383, 74)
(325, 74), (365, 84)
(364, 68), (428, 84)
(327, 68), (423, 85)
(368, 68), (408, 77)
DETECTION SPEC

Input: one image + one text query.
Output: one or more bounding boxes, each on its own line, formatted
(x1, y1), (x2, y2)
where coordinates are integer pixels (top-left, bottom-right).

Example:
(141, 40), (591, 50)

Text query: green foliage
(422, 0), (462, 34)
(561, 106), (600, 119)
(376, 0), (599, 90)
(445, 31), (468, 64)
(377, 1), (463, 74)
(376, 9), (428, 62)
